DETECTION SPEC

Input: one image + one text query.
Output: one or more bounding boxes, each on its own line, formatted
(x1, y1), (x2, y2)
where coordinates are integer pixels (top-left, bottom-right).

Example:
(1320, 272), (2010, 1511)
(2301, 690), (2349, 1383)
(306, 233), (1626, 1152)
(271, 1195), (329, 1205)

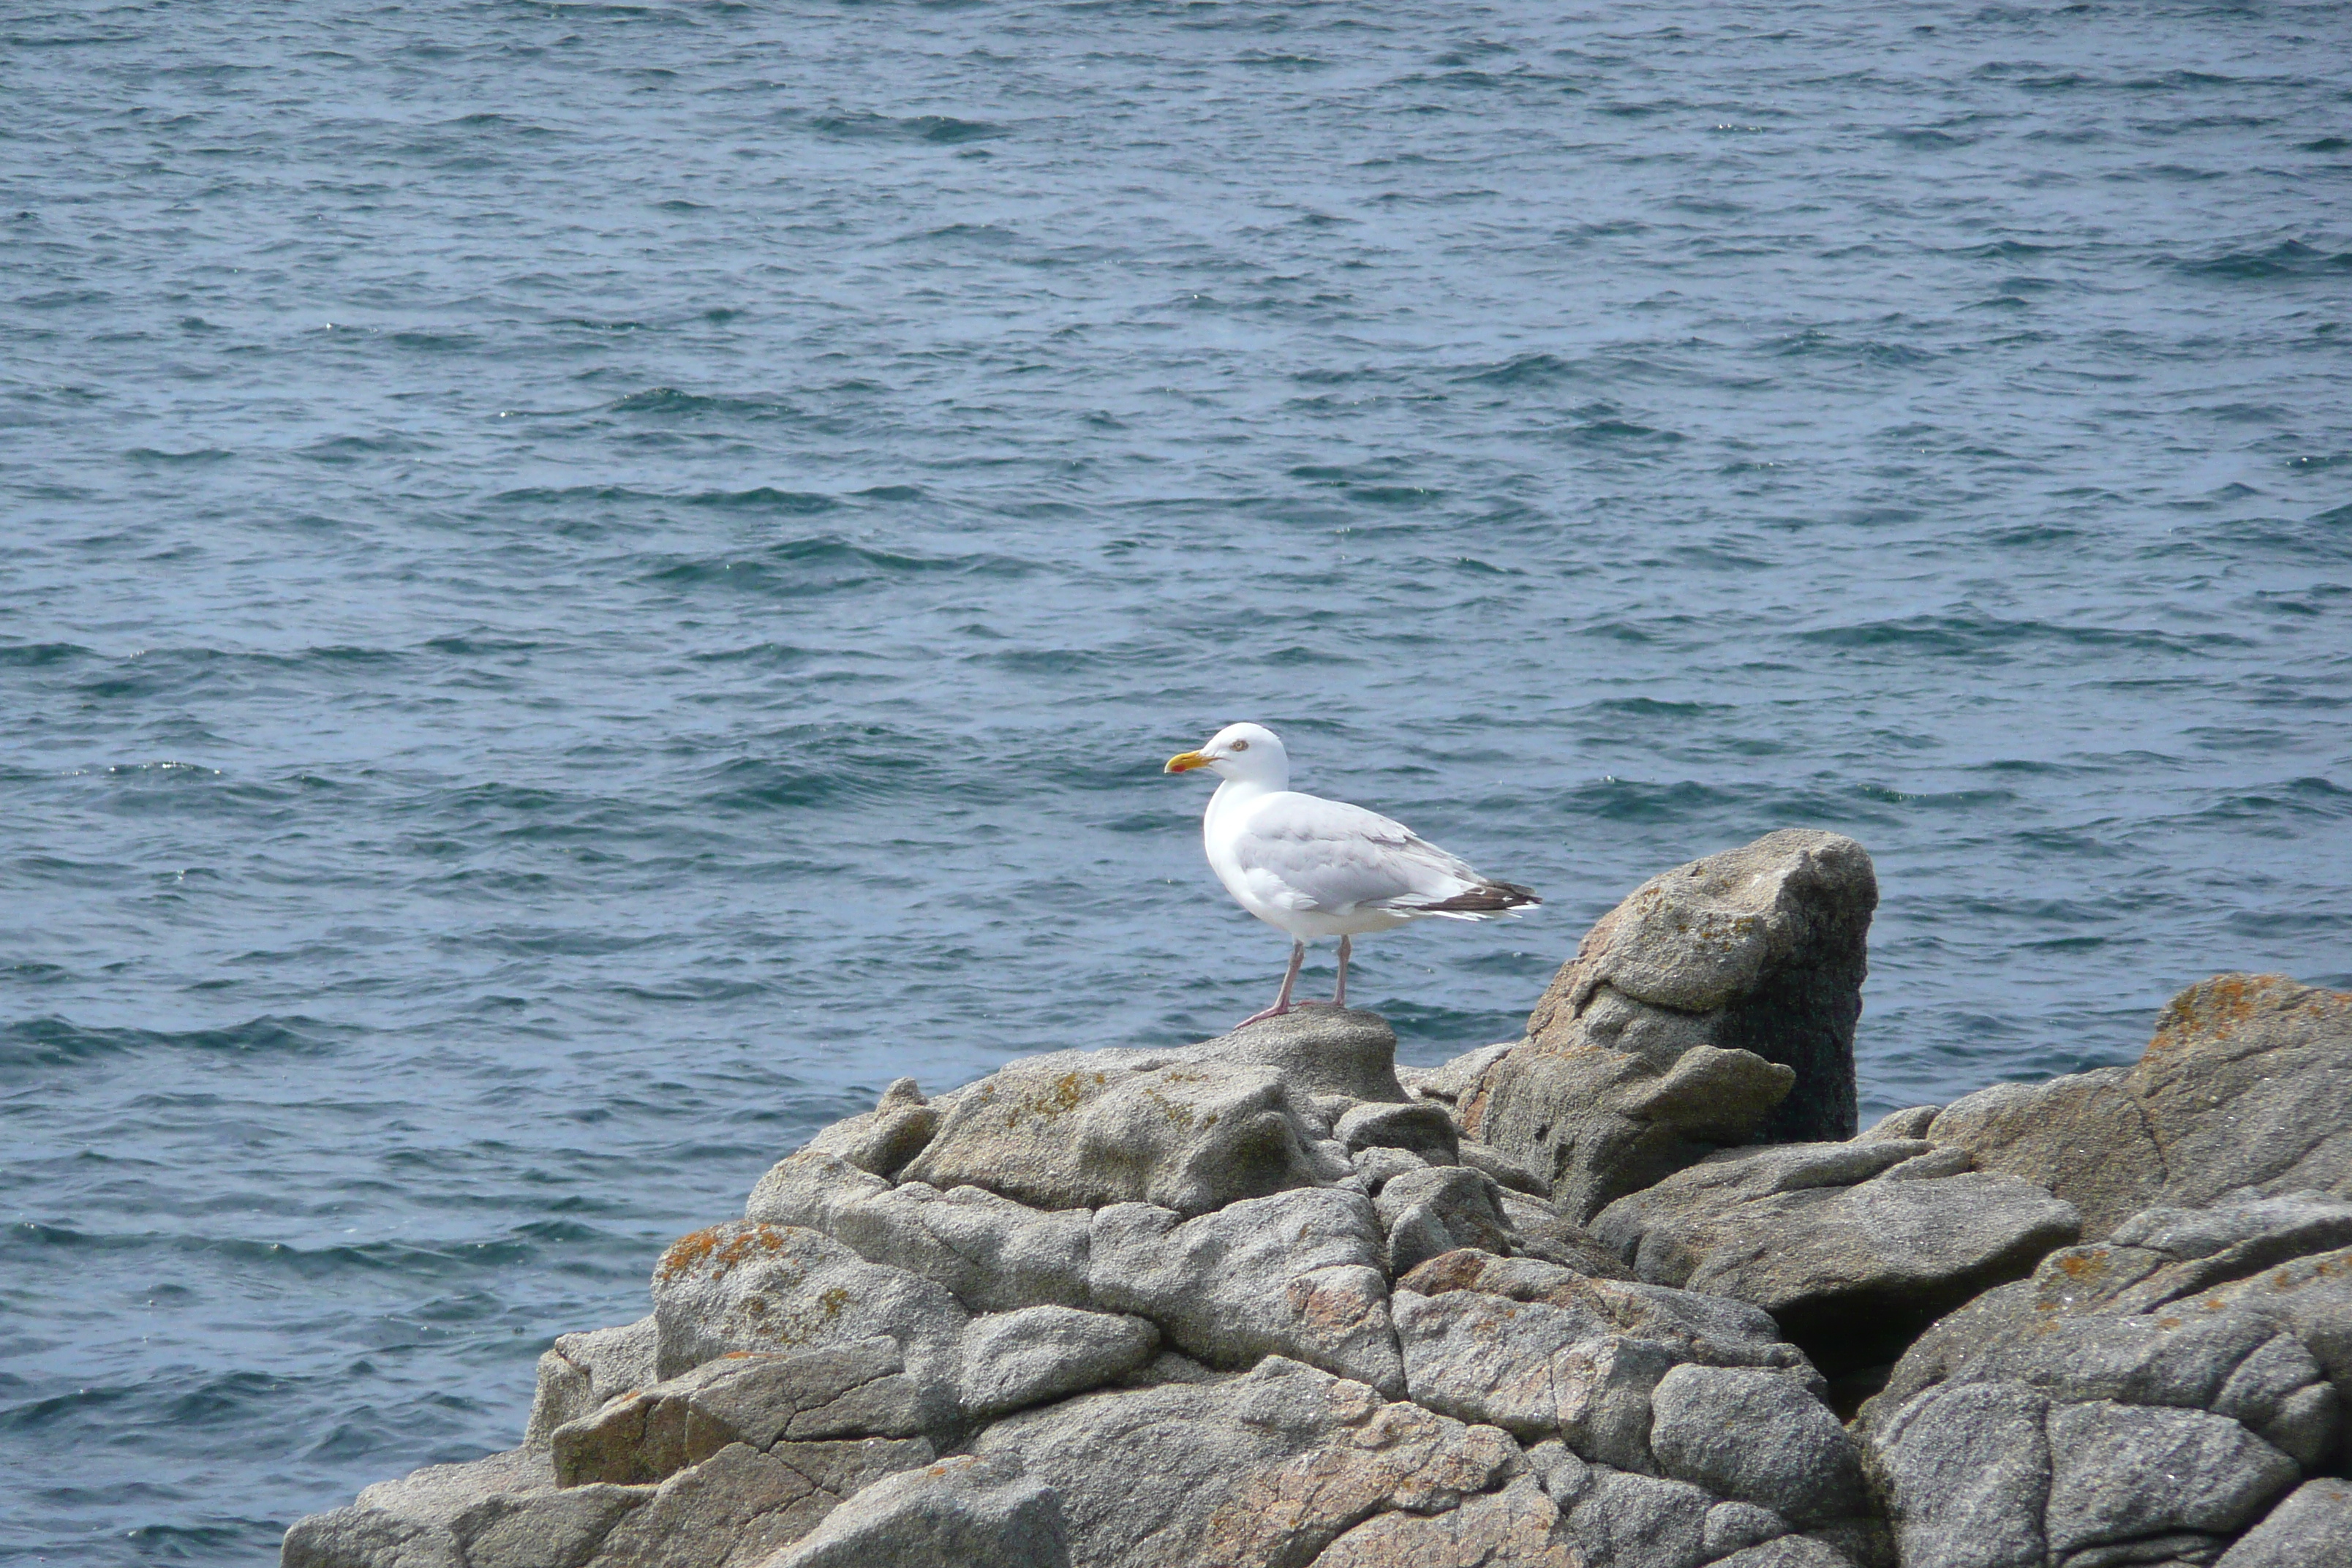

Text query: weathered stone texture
(1461, 831), (1874, 1219)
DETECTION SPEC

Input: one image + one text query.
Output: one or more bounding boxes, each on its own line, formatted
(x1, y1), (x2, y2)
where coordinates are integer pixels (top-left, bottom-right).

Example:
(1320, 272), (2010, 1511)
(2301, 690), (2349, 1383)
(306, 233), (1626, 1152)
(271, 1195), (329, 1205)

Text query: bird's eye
(1230, 739), (1249, 752)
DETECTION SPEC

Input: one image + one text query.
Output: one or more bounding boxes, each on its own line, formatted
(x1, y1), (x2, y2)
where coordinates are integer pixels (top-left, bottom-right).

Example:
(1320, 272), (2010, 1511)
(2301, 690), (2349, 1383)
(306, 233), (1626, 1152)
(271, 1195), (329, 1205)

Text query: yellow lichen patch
(1000, 1068), (1107, 1130)
(2055, 1250), (2108, 1280)
(1140, 1087), (1196, 1129)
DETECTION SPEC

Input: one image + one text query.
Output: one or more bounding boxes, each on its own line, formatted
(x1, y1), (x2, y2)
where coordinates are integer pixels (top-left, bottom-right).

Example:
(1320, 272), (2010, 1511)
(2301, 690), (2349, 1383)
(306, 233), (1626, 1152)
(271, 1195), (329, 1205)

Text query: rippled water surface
(5, 0), (2350, 1558)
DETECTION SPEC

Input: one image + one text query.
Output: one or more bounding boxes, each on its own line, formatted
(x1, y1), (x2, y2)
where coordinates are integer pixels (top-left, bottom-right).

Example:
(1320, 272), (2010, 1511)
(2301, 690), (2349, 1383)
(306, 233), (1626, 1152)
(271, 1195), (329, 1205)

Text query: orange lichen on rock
(2149, 971), (2351, 1055)
(655, 1222), (791, 1285)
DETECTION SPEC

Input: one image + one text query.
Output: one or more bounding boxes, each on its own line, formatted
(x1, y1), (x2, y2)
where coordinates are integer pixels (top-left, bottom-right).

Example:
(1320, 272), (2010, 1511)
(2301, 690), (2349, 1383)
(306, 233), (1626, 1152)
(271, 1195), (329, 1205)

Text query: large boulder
(1928, 973), (2352, 1240)
(1307, 1474), (1580, 1567)
(763, 1452), (1068, 1568)
(2217, 1478), (2352, 1567)
(647, 1221), (968, 1394)
(897, 1052), (1332, 1217)
(745, 1155), (1096, 1314)
(971, 1355), (1518, 1568)
(1461, 831), (1875, 1220)
(282, 1433), (942, 1568)
(1088, 1186), (1403, 1395)
(1390, 1249), (1828, 1480)
(1590, 1139), (2080, 1377)
(1855, 1191), (2352, 1568)
(551, 1339), (938, 1485)
(526, 1316), (660, 1446)
(283, 1450), (638, 1568)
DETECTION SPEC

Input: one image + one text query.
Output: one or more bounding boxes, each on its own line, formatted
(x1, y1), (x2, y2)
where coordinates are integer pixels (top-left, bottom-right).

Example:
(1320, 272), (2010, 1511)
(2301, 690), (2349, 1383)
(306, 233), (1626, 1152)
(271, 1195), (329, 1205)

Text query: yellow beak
(1164, 750), (1213, 774)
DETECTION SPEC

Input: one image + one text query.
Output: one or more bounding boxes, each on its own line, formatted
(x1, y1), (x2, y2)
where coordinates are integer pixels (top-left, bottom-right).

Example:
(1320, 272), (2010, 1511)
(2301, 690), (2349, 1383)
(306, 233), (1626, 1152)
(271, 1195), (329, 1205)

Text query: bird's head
(1164, 722), (1289, 785)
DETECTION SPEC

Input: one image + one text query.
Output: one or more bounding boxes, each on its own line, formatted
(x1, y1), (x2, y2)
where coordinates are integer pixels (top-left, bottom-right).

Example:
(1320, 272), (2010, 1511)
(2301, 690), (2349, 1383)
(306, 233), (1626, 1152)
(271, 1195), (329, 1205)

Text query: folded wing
(1232, 793), (1535, 919)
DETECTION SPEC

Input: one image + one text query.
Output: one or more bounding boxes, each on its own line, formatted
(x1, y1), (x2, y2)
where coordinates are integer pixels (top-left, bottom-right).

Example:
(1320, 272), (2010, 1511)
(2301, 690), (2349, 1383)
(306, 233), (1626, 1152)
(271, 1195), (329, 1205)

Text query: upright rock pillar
(1462, 829), (1876, 1221)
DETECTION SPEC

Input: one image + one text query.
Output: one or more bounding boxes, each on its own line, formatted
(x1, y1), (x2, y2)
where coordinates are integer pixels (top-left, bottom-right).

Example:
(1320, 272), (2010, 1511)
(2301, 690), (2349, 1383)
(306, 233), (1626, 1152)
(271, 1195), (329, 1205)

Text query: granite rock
(897, 1052), (1329, 1218)
(1305, 1475), (1575, 1568)
(1861, 1193), (2351, 1472)
(1333, 1099), (1460, 1166)
(761, 1452), (1068, 1568)
(956, 1305), (1158, 1420)
(2040, 1399), (2297, 1558)
(1457, 1139), (1547, 1196)
(290, 932), (2352, 1568)
(1703, 1499), (1791, 1558)
(527, 1317), (660, 1447)
(1646, 1364), (1863, 1526)
(1183, 1006), (1414, 1104)
(1872, 1379), (2054, 1568)
(1393, 1251), (1820, 1475)
(581, 1439), (929, 1568)
(1558, 1464), (1714, 1568)
(803, 1078), (939, 1180)
(1591, 1138), (2079, 1374)
(1375, 1164), (1518, 1275)
(647, 1222), (968, 1395)
(1088, 1186), (1404, 1395)
(1465, 1035), (1798, 1225)
(1401, 1042), (1515, 1108)
(1462, 831), (1874, 1216)
(745, 1155), (1095, 1314)
(973, 1355), (1509, 1568)
(1495, 1191), (1638, 1279)
(1928, 974), (2352, 1240)
(1710, 1539), (1857, 1568)
(1396, 1249), (1814, 1378)
(2214, 1477), (2352, 1568)
(550, 1340), (938, 1485)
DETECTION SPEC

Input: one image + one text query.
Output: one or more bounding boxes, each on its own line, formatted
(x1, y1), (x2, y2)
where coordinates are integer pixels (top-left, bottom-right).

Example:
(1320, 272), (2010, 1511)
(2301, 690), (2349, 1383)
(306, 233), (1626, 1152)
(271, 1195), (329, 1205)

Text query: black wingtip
(1421, 880), (1542, 914)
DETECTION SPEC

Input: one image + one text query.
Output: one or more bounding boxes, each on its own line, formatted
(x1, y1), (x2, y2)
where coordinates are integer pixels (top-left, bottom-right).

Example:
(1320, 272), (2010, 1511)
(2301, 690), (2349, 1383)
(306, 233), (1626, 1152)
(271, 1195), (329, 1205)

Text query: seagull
(1164, 722), (1540, 1028)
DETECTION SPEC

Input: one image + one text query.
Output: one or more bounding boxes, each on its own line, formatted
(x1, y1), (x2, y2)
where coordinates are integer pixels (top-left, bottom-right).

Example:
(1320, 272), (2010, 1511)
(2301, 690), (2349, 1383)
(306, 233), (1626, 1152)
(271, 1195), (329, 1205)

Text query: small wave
(644, 535), (1036, 596)
(1798, 614), (2253, 659)
(803, 111), (1007, 144)
(0, 639), (91, 666)
(1582, 697), (1722, 718)
(1454, 352), (1585, 388)
(2176, 239), (2352, 280)
(684, 486), (839, 513)
(607, 388), (804, 421)
(124, 446), (233, 464)
(0, 1014), (347, 1069)
(698, 743), (941, 813)
(489, 483), (836, 513)
(386, 329), (480, 351)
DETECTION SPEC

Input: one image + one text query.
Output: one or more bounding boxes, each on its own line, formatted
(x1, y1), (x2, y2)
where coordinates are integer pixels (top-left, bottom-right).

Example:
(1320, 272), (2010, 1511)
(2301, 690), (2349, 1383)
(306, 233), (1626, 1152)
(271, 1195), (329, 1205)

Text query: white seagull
(1164, 722), (1540, 1027)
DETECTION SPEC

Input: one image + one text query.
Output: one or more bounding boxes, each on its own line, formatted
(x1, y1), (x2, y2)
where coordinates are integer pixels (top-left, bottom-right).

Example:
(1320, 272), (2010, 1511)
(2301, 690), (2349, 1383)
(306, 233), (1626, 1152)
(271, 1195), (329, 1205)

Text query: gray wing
(1230, 792), (1485, 913)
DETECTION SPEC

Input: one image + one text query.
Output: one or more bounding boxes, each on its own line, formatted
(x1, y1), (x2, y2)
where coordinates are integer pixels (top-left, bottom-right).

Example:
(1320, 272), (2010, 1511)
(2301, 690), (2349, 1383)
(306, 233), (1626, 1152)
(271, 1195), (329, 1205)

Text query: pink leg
(1236, 941), (1306, 1028)
(1332, 935), (1351, 1008)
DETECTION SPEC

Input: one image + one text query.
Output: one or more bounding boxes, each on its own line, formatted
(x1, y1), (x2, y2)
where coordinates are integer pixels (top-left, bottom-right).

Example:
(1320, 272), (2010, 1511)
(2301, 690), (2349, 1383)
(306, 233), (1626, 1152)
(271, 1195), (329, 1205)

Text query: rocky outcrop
(1851, 1186), (2352, 1568)
(1588, 1138), (2082, 1379)
(1925, 973), (2352, 1239)
(287, 999), (1863, 1568)
(284, 823), (2352, 1568)
(1461, 830), (1876, 1221)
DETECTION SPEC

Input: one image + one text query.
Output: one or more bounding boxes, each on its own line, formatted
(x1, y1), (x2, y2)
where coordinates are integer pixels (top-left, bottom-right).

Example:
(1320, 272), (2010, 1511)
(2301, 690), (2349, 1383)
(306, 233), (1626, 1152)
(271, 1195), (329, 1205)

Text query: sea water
(3, 0), (2348, 1558)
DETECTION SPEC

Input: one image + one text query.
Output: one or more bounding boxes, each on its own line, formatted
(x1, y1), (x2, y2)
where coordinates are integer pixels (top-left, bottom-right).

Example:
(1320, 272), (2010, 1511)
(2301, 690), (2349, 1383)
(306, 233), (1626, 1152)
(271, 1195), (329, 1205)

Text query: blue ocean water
(3, 0), (2348, 1558)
